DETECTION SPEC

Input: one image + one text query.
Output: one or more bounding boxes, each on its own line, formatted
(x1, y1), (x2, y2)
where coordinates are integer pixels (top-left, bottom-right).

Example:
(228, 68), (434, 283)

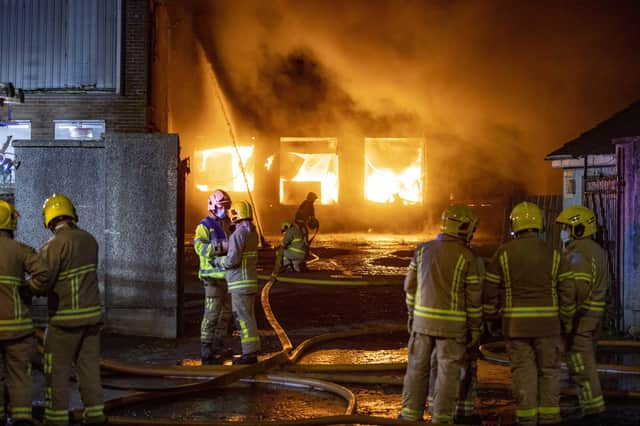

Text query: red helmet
(208, 189), (231, 212)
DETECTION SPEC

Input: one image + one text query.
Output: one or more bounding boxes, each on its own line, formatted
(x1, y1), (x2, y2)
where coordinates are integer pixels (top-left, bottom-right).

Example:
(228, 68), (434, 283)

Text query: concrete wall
(6, 0), (148, 138)
(618, 138), (640, 335)
(14, 133), (181, 338)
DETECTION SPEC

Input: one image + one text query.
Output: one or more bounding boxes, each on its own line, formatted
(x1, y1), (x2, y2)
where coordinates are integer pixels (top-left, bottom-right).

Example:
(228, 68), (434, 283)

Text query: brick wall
(6, 0), (149, 139)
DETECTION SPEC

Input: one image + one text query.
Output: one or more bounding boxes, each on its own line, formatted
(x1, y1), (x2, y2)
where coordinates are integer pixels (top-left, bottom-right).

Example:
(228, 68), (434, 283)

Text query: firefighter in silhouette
(294, 191), (319, 249)
(214, 201), (260, 364)
(484, 201), (570, 426)
(556, 205), (608, 426)
(0, 200), (49, 426)
(194, 189), (233, 365)
(399, 204), (482, 423)
(273, 220), (308, 274)
(40, 194), (105, 425)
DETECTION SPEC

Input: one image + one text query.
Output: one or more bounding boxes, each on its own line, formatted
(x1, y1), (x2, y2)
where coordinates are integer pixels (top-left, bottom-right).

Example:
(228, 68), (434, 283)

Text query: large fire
(194, 145), (254, 192)
(279, 137), (339, 205)
(364, 138), (424, 204)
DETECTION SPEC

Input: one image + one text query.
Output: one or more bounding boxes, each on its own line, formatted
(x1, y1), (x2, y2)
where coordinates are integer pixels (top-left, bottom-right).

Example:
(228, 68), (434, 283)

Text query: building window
(54, 120), (105, 140)
(565, 178), (576, 196)
(0, 120), (31, 190)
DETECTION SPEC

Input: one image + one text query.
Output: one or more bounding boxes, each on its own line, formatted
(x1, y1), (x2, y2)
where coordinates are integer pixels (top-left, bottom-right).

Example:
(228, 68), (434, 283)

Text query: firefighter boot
(232, 352), (258, 365)
(201, 342), (224, 365)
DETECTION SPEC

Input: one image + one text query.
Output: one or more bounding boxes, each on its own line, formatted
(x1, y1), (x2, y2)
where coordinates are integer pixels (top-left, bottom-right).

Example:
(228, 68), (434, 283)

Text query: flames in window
(194, 145), (254, 192)
(279, 137), (338, 205)
(364, 138), (424, 204)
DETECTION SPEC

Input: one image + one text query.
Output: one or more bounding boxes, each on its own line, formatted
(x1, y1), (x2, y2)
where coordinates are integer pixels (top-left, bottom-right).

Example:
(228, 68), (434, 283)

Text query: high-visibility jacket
(484, 231), (567, 337)
(282, 224), (307, 261)
(558, 238), (609, 330)
(405, 234), (483, 338)
(40, 223), (102, 327)
(194, 215), (232, 279)
(0, 232), (49, 339)
(219, 221), (258, 294)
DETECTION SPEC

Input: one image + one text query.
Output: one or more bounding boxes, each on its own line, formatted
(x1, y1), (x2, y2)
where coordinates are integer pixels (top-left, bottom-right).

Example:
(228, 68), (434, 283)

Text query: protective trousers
(0, 335), (34, 424)
(43, 325), (104, 426)
(201, 278), (232, 349)
(428, 348), (478, 419)
(231, 294), (260, 355)
(506, 336), (562, 425)
(400, 333), (465, 423)
(567, 329), (605, 415)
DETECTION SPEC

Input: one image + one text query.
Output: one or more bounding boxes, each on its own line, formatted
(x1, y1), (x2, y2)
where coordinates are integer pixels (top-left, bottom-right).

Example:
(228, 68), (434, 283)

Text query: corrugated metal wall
(0, 0), (120, 91)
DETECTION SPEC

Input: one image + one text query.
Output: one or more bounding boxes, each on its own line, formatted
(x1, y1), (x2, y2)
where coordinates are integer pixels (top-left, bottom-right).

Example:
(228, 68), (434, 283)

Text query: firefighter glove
(407, 313), (413, 334)
(467, 329), (482, 349)
(562, 321), (572, 335)
(18, 284), (33, 306)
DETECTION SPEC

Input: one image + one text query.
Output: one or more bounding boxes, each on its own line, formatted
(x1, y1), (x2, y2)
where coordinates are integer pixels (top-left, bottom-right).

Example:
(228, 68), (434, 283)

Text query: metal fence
(584, 175), (621, 333)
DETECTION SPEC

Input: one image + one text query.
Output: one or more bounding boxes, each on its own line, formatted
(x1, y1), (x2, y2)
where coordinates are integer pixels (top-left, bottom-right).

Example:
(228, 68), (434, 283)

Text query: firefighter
(40, 194), (105, 426)
(399, 204), (482, 423)
(194, 189), (233, 365)
(484, 201), (569, 426)
(277, 220), (307, 272)
(294, 191), (319, 249)
(0, 200), (49, 426)
(215, 200), (260, 365)
(556, 205), (608, 425)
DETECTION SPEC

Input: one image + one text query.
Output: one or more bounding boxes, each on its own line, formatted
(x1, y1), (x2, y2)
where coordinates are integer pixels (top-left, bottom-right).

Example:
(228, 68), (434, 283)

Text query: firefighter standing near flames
(294, 191), (319, 250)
(214, 200), (261, 364)
(194, 189), (233, 365)
(273, 220), (308, 273)
(484, 201), (569, 426)
(40, 194), (105, 426)
(399, 204), (482, 423)
(0, 200), (49, 426)
(556, 205), (608, 425)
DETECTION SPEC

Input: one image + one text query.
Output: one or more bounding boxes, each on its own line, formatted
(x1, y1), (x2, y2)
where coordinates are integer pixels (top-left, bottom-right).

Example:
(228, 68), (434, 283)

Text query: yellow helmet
(510, 201), (543, 233)
(280, 220), (291, 233)
(0, 200), (19, 231)
(229, 200), (252, 223)
(441, 204), (479, 242)
(555, 205), (597, 238)
(42, 194), (77, 228)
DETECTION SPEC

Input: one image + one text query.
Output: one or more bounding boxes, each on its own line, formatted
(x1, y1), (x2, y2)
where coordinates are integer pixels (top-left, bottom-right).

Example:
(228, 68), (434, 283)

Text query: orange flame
(364, 138), (424, 204)
(194, 145), (254, 192)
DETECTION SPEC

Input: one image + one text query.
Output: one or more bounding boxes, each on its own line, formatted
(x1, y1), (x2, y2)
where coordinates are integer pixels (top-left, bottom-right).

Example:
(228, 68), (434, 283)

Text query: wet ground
(39, 233), (640, 424)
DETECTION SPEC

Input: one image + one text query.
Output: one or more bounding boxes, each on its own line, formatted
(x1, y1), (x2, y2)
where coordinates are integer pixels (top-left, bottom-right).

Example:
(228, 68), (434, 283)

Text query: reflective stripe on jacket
(557, 238), (609, 328)
(40, 224), (102, 327)
(220, 222), (259, 294)
(0, 233), (49, 339)
(194, 215), (232, 279)
(484, 231), (567, 338)
(405, 234), (482, 338)
(282, 225), (307, 261)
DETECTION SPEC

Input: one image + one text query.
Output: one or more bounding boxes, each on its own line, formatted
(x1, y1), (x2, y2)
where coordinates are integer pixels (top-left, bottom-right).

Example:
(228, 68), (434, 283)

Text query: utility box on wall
(13, 133), (182, 338)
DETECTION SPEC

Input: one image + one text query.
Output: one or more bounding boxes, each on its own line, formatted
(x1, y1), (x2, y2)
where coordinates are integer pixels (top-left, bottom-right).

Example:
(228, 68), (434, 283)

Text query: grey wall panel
(13, 134), (180, 338)
(0, 0), (120, 90)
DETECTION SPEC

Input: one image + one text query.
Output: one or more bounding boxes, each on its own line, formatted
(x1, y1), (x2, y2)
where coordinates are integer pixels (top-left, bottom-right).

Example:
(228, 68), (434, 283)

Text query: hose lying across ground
(32, 264), (640, 424)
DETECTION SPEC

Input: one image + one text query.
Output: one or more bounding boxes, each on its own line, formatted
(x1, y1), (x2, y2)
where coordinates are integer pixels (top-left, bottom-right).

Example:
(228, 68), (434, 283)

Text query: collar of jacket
(437, 233), (466, 243)
(515, 230), (539, 239)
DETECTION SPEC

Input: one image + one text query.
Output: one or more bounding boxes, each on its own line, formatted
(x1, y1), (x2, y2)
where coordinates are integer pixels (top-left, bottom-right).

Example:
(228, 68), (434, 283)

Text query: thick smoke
(158, 0), (640, 232)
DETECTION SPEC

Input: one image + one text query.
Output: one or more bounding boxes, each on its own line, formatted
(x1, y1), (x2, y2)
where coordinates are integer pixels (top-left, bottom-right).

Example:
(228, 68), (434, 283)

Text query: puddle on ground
(107, 382), (346, 421)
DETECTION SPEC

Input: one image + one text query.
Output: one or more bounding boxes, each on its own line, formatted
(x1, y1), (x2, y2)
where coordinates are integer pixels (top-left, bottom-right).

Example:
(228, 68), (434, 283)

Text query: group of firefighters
(1, 189), (607, 426)
(0, 195), (104, 426)
(194, 190), (319, 365)
(399, 201), (607, 426)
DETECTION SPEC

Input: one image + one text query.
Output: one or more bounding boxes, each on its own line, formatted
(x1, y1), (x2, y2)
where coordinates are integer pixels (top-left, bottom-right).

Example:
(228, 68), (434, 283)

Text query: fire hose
(29, 256), (640, 424)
